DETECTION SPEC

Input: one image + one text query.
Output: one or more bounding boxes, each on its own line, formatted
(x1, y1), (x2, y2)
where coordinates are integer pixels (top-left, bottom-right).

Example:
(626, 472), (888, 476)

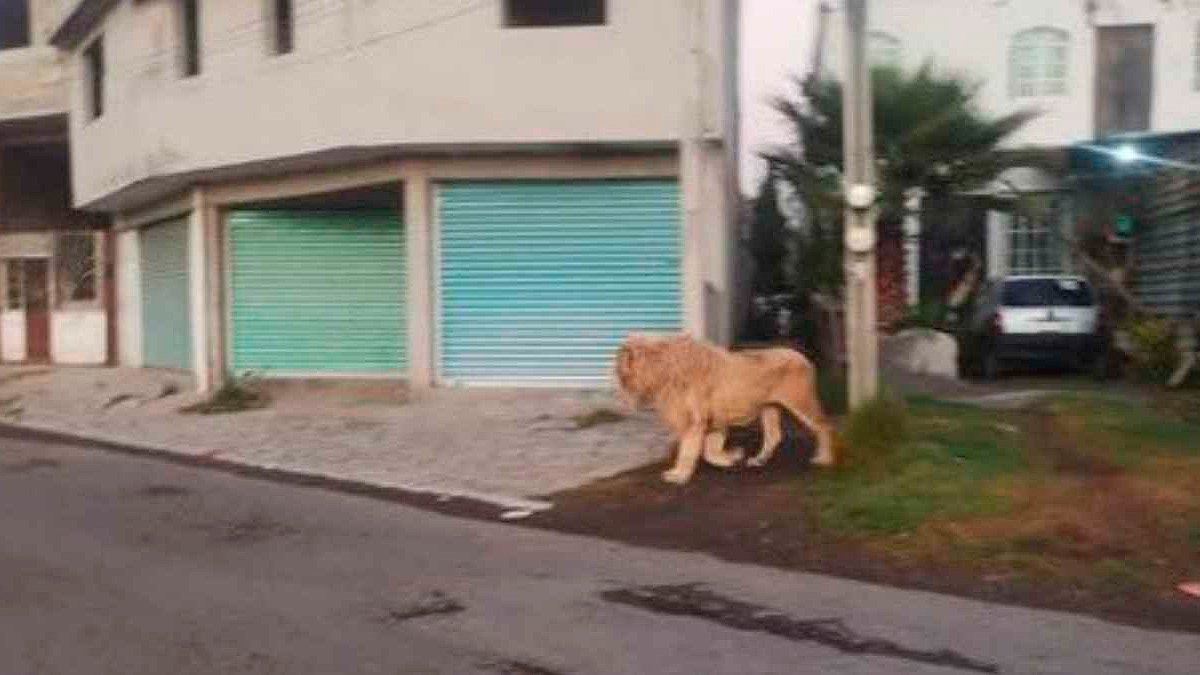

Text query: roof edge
(48, 0), (121, 50)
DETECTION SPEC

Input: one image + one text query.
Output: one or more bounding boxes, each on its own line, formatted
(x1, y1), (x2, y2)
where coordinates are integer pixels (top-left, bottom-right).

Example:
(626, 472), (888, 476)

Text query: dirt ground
(522, 396), (1200, 634)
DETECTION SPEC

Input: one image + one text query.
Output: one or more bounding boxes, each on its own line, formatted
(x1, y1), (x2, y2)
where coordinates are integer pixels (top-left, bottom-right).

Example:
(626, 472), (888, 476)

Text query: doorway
(6, 259), (51, 362)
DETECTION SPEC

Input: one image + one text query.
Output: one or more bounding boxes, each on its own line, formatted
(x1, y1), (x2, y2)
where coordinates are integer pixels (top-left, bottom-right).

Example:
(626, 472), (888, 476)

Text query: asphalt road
(2, 432), (1198, 675)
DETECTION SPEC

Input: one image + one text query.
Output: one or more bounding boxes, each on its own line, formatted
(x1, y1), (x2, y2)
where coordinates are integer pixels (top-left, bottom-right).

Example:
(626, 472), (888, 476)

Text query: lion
(614, 333), (836, 485)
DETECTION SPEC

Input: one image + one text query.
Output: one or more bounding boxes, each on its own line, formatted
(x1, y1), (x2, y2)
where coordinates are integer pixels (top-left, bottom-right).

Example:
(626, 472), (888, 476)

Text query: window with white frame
(1008, 195), (1067, 275)
(1009, 28), (1069, 97)
(868, 31), (902, 69)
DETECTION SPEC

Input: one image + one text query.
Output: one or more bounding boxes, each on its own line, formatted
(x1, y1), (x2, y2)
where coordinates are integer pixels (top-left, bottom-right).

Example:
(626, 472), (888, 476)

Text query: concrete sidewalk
(0, 367), (667, 510)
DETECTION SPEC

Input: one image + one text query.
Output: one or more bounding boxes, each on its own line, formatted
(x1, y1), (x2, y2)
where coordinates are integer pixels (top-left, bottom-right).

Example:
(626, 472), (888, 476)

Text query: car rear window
(1002, 278), (1094, 307)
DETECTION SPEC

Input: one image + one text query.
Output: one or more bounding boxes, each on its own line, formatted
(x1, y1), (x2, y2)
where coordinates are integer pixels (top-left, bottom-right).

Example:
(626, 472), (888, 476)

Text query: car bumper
(994, 333), (1105, 362)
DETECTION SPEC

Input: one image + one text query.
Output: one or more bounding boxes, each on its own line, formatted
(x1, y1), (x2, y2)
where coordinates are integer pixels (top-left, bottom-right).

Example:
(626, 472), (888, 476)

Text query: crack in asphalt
(601, 583), (1000, 673)
(2, 458), (62, 473)
(482, 659), (565, 675)
(383, 591), (466, 623)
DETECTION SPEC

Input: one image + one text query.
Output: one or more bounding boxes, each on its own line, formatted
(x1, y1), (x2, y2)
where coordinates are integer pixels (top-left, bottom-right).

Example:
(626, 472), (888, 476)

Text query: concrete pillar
(114, 224), (143, 367)
(204, 203), (227, 390)
(680, 139), (708, 341)
(404, 170), (435, 387)
(700, 140), (734, 346)
(187, 189), (211, 393)
(986, 210), (1011, 280)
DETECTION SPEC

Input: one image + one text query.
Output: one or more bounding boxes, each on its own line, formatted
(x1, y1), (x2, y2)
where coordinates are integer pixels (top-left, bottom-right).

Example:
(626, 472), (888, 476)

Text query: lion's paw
(661, 468), (693, 485)
(705, 446), (745, 468)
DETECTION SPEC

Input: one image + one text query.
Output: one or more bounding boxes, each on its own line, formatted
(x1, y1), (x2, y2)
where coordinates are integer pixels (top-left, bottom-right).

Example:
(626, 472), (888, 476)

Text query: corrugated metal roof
(1134, 134), (1200, 319)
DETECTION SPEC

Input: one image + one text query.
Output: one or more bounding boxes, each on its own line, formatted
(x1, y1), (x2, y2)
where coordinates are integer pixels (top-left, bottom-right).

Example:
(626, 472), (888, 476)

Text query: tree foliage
(765, 65), (1039, 223)
(750, 64), (1038, 309)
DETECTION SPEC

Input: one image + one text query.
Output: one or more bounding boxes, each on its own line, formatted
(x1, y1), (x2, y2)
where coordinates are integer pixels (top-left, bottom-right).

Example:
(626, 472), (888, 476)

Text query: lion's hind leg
(746, 405), (784, 467)
(702, 428), (744, 468)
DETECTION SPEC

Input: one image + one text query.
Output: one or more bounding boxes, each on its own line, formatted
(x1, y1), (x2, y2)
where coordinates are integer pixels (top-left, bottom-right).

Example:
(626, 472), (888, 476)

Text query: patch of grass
(840, 392), (910, 459)
(817, 367), (848, 417)
(1050, 395), (1200, 461)
(1094, 559), (1151, 598)
(1177, 514), (1200, 555)
(180, 374), (269, 415)
(572, 408), (627, 430)
(809, 397), (1022, 535)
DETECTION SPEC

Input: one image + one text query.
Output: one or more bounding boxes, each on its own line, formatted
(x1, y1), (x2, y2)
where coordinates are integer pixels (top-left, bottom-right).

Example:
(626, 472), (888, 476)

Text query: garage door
(140, 218), (192, 370)
(438, 180), (682, 385)
(229, 211), (406, 375)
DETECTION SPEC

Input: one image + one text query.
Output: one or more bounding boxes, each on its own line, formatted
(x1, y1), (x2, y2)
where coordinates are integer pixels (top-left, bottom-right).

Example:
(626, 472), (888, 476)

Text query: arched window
(1010, 28), (1069, 97)
(868, 31), (902, 68)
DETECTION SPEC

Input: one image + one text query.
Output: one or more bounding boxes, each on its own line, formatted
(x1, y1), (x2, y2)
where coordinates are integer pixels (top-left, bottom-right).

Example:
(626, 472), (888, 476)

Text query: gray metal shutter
(140, 218), (192, 370)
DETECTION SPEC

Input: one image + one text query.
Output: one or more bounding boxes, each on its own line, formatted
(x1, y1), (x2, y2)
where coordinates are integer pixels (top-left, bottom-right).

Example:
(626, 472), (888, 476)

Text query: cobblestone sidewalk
(0, 367), (668, 511)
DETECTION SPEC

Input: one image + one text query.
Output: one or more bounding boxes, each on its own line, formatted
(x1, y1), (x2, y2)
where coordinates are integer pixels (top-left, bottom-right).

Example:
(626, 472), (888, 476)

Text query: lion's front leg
(662, 426), (705, 485)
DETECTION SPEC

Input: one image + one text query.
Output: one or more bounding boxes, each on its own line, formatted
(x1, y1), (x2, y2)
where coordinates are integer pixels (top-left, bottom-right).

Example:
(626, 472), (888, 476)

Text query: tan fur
(615, 333), (836, 484)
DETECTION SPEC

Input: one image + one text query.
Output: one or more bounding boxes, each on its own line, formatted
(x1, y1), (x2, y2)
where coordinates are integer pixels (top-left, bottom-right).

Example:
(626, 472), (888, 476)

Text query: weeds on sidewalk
(180, 373), (269, 415)
(572, 408), (627, 429)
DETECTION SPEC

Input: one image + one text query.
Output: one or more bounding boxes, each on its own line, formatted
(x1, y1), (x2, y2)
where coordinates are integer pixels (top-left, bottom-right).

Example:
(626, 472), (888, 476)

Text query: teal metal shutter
(140, 218), (192, 370)
(438, 180), (682, 384)
(228, 211), (406, 375)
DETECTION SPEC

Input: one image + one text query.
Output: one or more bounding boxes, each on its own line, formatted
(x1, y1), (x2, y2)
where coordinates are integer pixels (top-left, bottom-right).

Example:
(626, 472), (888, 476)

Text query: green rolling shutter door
(229, 211), (406, 375)
(438, 180), (682, 384)
(140, 218), (192, 370)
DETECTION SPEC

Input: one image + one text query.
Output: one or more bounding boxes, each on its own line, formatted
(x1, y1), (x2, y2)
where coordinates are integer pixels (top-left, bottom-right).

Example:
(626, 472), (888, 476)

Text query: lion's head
(613, 333), (670, 408)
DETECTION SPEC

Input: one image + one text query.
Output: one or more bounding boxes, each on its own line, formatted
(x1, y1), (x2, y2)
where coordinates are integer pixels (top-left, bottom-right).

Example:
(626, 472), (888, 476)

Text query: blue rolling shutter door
(438, 180), (682, 384)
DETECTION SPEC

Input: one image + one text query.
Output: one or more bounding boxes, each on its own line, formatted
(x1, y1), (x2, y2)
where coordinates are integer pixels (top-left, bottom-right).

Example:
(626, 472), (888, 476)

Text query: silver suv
(958, 275), (1106, 378)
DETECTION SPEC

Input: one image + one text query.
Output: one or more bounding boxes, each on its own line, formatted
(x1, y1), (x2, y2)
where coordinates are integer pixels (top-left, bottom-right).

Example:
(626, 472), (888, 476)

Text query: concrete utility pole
(903, 187), (925, 308)
(841, 0), (880, 407)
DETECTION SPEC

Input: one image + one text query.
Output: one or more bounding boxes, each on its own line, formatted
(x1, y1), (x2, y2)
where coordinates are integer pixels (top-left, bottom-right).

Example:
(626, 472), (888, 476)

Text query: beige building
(1, 0), (111, 366)
(49, 0), (741, 391)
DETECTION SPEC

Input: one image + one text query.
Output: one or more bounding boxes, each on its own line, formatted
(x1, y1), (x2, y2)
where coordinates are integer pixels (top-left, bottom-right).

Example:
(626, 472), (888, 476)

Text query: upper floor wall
(820, 0), (1200, 150)
(0, 0), (70, 122)
(54, 0), (737, 210)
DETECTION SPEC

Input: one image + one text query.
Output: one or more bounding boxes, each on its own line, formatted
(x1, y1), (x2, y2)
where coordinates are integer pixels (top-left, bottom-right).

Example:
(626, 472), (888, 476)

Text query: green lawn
(807, 391), (1200, 601)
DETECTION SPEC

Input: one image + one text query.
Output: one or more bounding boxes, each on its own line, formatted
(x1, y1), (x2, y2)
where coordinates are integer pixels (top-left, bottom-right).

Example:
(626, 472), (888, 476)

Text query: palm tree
(766, 65), (1039, 227)
(760, 65), (1040, 312)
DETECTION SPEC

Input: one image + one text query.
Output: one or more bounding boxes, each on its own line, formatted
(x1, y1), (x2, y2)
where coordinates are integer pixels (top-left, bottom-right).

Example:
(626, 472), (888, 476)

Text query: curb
(0, 420), (554, 517)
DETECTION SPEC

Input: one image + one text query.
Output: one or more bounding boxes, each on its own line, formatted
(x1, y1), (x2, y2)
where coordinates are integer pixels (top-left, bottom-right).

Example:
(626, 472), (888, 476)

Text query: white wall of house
(0, 231), (109, 365)
(64, 0), (735, 210)
(50, 309), (106, 364)
(821, 0), (1200, 149)
(114, 227), (142, 367)
(1, 311), (26, 361)
(0, 0), (68, 121)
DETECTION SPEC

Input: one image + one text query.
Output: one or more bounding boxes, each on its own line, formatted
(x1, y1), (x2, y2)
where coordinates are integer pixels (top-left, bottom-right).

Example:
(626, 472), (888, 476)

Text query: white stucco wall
(67, 0), (734, 209)
(0, 0), (69, 122)
(821, 0), (1200, 149)
(50, 309), (106, 364)
(115, 227), (142, 367)
(1, 312), (26, 362)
